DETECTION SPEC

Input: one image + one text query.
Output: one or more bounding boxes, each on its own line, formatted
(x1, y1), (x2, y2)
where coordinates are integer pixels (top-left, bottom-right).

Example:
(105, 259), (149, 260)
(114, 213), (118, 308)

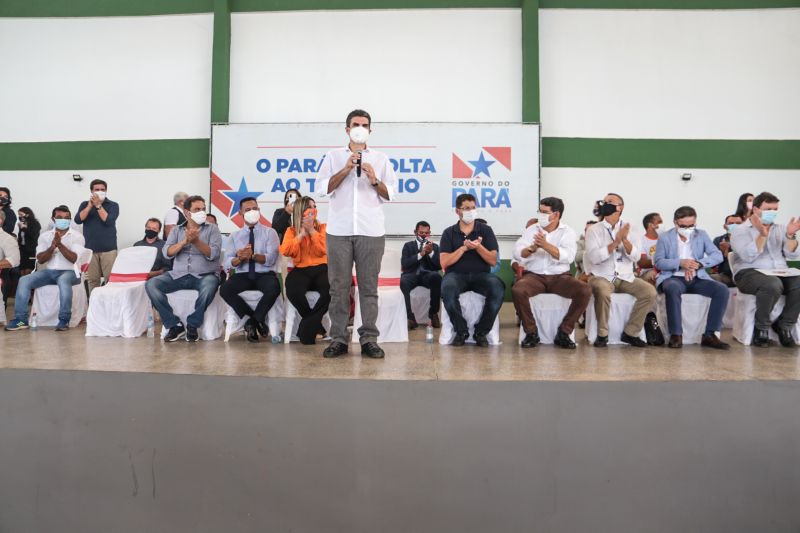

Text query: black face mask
(594, 201), (618, 218)
(0, 197), (9, 207)
(144, 229), (159, 239)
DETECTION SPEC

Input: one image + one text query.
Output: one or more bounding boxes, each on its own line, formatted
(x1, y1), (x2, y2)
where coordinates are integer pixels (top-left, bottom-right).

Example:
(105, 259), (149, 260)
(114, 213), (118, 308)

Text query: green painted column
(211, 0), (231, 124)
(521, 0), (540, 123)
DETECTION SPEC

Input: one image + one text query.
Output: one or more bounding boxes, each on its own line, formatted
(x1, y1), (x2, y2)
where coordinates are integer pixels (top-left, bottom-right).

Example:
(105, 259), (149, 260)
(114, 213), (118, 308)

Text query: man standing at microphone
(316, 109), (398, 359)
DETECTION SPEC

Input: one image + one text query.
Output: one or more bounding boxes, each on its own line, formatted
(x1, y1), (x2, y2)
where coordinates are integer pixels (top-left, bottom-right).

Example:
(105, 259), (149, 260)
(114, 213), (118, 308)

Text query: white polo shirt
(316, 146), (397, 237)
(0, 230), (20, 268)
(36, 229), (86, 272)
(512, 222), (576, 275)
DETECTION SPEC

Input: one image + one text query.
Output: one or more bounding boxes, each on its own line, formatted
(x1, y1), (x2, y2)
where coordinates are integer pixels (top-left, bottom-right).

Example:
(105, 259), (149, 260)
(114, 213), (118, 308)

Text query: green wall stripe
(542, 138), (800, 169)
(521, 0), (539, 123)
(540, 0), (800, 7)
(0, 0), (213, 17)
(0, 140), (209, 171)
(211, 0), (231, 124)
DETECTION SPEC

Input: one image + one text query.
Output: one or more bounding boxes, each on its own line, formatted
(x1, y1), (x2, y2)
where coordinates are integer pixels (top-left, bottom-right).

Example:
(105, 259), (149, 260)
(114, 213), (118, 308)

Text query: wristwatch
(371, 180), (379, 187)
(787, 233), (797, 240)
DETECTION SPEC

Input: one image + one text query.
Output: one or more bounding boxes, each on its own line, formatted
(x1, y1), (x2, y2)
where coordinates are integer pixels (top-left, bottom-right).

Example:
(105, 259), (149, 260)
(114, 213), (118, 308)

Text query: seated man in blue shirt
(731, 191), (800, 347)
(220, 197), (281, 342)
(145, 195), (222, 342)
(134, 217), (172, 278)
(439, 193), (505, 347)
(654, 205), (729, 350)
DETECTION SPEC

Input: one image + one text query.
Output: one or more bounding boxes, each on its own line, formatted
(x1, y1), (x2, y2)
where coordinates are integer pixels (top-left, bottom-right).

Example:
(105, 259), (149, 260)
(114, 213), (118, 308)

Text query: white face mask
(286, 193), (297, 206)
(536, 212), (551, 228)
(94, 190), (106, 201)
(746, 200), (753, 211)
(190, 211), (207, 225)
(460, 209), (477, 224)
(243, 210), (261, 225)
(349, 126), (370, 144)
(677, 227), (695, 239)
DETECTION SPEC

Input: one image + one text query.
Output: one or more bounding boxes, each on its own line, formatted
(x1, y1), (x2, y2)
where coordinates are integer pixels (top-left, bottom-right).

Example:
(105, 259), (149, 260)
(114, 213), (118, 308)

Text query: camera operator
(400, 221), (442, 330)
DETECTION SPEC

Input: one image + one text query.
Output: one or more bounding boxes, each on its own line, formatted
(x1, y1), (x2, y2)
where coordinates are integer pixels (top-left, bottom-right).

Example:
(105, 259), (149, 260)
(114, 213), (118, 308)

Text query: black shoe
(593, 335), (608, 348)
(186, 326), (199, 342)
(256, 320), (269, 338)
(701, 333), (730, 350)
(322, 341), (348, 358)
(752, 327), (772, 347)
(361, 342), (385, 359)
(245, 320), (259, 343)
(521, 331), (540, 348)
(772, 321), (797, 347)
(407, 318), (419, 330)
(554, 329), (577, 349)
(451, 331), (469, 347)
(473, 332), (489, 347)
(164, 324), (186, 342)
(620, 332), (647, 348)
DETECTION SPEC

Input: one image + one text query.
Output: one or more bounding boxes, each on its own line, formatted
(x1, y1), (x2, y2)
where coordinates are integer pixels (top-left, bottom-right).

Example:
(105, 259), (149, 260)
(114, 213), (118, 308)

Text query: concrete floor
(2, 303), (798, 381)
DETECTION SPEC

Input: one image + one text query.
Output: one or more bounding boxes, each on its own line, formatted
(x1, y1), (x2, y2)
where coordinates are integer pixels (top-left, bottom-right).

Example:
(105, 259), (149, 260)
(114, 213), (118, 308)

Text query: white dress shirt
(730, 221), (800, 274)
(512, 222), (576, 275)
(316, 146), (398, 237)
(585, 219), (640, 282)
(0, 230), (20, 268)
(674, 235), (693, 276)
(36, 229), (86, 273)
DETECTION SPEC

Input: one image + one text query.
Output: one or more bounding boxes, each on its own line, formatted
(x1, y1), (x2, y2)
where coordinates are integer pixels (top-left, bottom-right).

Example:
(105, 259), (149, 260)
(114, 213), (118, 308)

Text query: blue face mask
(760, 210), (778, 225)
(726, 223), (738, 233)
(54, 218), (70, 231)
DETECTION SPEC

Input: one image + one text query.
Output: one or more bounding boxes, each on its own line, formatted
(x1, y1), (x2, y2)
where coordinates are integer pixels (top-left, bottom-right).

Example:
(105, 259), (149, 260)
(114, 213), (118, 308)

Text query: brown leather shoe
(407, 319), (419, 330)
(668, 335), (682, 349)
(430, 315), (441, 329)
(701, 334), (730, 350)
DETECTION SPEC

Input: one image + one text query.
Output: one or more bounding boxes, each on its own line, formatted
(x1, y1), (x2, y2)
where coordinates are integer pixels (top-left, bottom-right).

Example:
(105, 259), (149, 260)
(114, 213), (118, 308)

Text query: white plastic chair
(585, 293), (647, 344)
(31, 249), (92, 328)
(351, 248), (408, 343)
(284, 291), (331, 343)
(223, 291), (285, 342)
(733, 291), (800, 345)
(159, 290), (226, 341)
(516, 293), (577, 345)
(655, 293), (712, 345)
(85, 247), (157, 338)
(439, 291), (502, 345)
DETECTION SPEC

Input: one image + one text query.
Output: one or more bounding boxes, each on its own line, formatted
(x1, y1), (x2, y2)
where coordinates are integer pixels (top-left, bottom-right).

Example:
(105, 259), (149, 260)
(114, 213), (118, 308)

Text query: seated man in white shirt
(637, 212), (662, 285)
(511, 197), (591, 349)
(6, 205), (85, 332)
(585, 193), (657, 347)
(0, 210), (21, 308)
(730, 191), (800, 347)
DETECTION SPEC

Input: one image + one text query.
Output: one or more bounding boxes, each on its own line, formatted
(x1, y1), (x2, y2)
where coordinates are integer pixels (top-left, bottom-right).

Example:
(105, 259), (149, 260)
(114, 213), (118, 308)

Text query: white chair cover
(585, 293), (647, 344)
(410, 286), (432, 325)
(655, 293), (711, 344)
(158, 290), (226, 341)
(223, 290), (285, 342)
(732, 291), (800, 345)
(439, 291), (501, 345)
(284, 291), (331, 343)
(85, 247), (157, 338)
(517, 293), (577, 345)
(722, 287), (737, 329)
(30, 249), (93, 327)
(352, 284), (408, 343)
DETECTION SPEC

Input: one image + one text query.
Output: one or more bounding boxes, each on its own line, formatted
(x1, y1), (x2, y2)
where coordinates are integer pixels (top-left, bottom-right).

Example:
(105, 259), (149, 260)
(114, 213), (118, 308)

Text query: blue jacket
(654, 228), (723, 287)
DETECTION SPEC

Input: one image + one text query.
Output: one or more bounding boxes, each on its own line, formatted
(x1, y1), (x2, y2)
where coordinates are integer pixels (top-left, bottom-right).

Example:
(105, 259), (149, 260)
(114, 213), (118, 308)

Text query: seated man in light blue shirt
(145, 195), (222, 342)
(654, 205), (729, 350)
(730, 191), (800, 347)
(219, 197), (281, 342)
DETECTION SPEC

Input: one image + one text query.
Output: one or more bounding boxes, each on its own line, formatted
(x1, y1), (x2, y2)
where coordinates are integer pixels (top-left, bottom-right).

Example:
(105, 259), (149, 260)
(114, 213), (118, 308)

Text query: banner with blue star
(221, 178), (264, 218)
(469, 152), (495, 178)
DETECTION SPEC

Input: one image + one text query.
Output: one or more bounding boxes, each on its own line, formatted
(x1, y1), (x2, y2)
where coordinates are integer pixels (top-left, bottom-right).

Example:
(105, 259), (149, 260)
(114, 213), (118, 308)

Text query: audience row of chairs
(5, 246), (797, 347)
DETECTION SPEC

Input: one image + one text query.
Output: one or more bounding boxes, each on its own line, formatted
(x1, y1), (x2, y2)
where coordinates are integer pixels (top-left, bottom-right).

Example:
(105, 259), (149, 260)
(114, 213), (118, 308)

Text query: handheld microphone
(356, 150), (362, 177)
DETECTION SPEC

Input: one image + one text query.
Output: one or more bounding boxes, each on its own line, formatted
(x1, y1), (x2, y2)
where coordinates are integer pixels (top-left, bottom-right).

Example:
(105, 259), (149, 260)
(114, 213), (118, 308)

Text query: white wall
(539, 8), (800, 139)
(0, 169), (210, 247)
(0, 15), (214, 142)
(542, 167), (800, 239)
(229, 9), (522, 123)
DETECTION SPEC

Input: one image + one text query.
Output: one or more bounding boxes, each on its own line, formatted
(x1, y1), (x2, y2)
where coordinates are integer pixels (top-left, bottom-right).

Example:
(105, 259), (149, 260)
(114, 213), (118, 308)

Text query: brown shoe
(668, 335), (683, 349)
(407, 319), (419, 330)
(430, 315), (441, 329)
(701, 334), (730, 350)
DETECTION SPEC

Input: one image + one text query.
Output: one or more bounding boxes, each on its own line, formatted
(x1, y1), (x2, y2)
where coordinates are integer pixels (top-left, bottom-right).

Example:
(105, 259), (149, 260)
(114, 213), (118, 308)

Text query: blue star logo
(469, 152), (495, 178)
(221, 178), (263, 217)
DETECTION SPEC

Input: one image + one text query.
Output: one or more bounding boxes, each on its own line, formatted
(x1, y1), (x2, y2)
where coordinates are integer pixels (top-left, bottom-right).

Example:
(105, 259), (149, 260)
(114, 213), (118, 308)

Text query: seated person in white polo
(730, 191), (800, 347)
(6, 205), (85, 332)
(653, 205), (729, 350)
(511, 196), (591, 350)
(585, 193), (656, 348)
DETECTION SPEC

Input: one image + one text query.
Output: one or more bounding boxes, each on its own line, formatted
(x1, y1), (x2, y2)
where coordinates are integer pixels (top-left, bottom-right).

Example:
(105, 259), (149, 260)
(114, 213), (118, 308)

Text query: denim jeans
(14, 269), (80, 324)
(145, 273), (219, 329)
(441, 271), (505, 336)
(659, 276), (729, 336)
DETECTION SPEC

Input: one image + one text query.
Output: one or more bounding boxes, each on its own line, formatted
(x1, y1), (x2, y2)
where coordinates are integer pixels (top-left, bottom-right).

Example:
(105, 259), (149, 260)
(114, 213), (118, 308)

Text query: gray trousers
(326, 234), (385, 345)
(734, 268), (800, 329)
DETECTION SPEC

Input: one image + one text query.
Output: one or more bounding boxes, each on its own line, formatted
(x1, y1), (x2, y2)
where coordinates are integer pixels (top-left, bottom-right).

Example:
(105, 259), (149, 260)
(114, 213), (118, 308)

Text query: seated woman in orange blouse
(279, 196), (330, 344)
